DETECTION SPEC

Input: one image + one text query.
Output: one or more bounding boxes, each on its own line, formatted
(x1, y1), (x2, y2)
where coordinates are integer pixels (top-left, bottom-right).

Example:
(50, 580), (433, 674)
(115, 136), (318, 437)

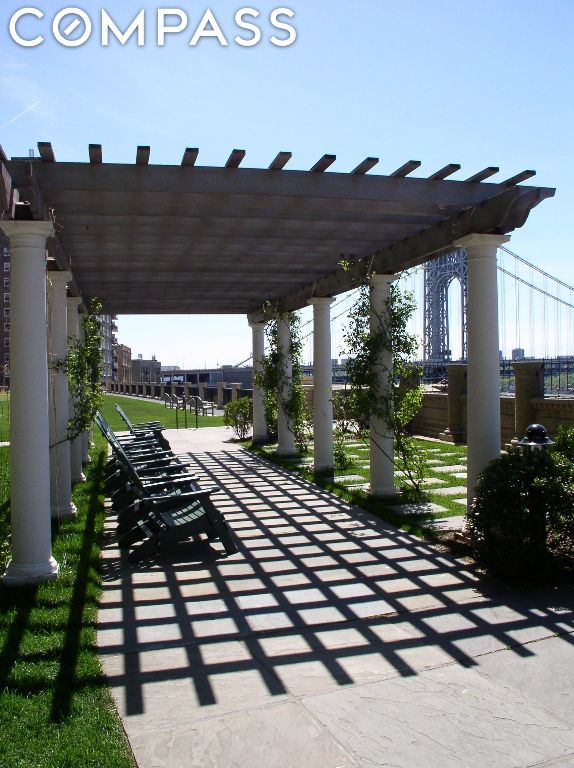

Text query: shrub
(333, 429), (354, 471)
(224, 397), (253, 440)
(467, 443), (574, 578)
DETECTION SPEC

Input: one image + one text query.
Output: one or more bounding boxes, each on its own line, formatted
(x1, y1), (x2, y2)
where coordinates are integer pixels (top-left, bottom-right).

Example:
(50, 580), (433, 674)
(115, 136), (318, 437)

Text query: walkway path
(98, 429), (574, 768)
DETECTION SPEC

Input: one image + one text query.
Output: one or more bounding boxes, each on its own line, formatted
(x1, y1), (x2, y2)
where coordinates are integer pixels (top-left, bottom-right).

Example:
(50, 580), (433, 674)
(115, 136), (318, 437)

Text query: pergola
(0, 143), (554, 584)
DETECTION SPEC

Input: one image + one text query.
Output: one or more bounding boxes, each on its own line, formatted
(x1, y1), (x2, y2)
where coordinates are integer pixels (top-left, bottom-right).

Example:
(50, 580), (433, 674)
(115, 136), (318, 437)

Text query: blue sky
(1, 0), (573, 366)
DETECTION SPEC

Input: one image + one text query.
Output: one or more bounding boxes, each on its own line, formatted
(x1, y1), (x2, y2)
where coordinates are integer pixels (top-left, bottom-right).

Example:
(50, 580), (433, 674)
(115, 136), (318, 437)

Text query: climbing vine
(64, 298), (104, 441)
(254, 310), (313, 451)
(341, 272), (427, 492)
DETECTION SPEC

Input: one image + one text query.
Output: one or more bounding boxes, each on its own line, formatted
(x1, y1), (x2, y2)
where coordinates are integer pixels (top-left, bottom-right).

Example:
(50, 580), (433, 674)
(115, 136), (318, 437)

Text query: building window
(3, 263), (9, 272)
(3, 339), (8, 348)
(3, 278), (9, 288)
(3, 293), (9, 303)
(4, 353), (9, 363)
(3, 323), (9, 332)
(3, 308), (9, 317)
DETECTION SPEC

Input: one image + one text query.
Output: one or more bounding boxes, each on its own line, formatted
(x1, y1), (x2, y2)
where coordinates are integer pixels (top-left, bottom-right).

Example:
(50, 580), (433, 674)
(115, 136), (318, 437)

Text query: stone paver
(391, 502), (448, 516)
(431, 485), (468, 496)
(98, 427), (574, 768)
(433, 464), (467, 473)
(419, 515), (466, 531)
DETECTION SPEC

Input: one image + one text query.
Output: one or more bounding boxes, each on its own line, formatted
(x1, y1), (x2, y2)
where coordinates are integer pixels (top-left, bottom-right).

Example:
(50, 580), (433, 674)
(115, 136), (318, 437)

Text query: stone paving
(98, 429), (574, 768)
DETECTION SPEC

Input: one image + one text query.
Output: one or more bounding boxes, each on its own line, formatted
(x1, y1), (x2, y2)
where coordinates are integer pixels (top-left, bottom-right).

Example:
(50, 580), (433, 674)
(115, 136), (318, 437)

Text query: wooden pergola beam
(269, 151), (292, 170)
(274, 186), (553, 315)
(226, 149), (246, 168)
(181, 148), (199, 167)
(310, 154), (336, 172)
(502, 170), (536, 186)
(390, 160), (421, 177)
(466, 167), (499, 183)
(88, 144), (102, 164)
(351, 157), (379, 175)
(38, 142), (55, 163)
(427, 163), (460, 181)
(136, 146), (150, 165)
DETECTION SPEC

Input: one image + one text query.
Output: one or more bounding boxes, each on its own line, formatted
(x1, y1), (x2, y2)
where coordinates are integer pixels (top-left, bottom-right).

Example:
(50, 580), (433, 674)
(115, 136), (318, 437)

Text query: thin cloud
(0, 100), (41, 129)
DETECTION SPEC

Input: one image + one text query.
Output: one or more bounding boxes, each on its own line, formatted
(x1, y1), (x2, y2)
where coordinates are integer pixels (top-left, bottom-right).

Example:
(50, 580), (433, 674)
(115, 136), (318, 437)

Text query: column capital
(370, 273), (399, 287)
(0, 220), (54, 245)
(308, 297), (334, 308)
(47, 270), (72, 290)
(248, 319), (266, 331)
(454, 233), (510, 252)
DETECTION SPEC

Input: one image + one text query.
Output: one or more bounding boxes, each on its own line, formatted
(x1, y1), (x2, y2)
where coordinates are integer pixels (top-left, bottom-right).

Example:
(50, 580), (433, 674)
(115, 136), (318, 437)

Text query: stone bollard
(512, 361), (544, 444)
(440, 363), (467, 443)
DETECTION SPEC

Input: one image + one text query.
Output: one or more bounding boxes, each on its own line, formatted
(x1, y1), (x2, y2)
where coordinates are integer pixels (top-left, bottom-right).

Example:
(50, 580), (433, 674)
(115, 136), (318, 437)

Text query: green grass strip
(101, 393), (225, 430)
(0, 434), (135, 768)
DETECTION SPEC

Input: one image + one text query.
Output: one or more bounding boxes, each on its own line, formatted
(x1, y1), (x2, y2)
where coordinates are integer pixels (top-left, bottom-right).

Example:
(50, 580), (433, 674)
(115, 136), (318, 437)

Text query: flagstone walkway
(98, 429), (574, 768)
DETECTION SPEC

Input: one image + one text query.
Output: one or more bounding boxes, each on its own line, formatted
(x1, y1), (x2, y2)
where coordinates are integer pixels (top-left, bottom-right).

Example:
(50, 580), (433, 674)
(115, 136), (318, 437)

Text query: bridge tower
(424, 249), (468, 361)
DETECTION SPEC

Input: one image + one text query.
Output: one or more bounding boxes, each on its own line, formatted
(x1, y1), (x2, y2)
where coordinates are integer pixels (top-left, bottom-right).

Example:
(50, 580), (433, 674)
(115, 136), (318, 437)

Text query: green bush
(467, 442), (574, 578)
(224, 397), (253, 440)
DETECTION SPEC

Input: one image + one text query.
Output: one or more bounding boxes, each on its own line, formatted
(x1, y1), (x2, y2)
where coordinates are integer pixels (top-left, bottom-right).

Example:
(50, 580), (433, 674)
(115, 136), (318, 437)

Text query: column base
(277, 447), (297, 457)
(51, 501), (78, 519)
(314, 465), (334, 482)
(72, 472), (87, 484)
(370, 483), (398, 497)
(251, 435), (268, 446)
(3, 556), (59, 585)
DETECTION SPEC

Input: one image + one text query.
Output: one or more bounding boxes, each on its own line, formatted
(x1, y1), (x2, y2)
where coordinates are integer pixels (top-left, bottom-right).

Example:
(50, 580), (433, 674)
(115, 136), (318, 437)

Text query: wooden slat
(390, 160), (420, 177)
(0, 145), (8, 164)
(89, 144), (102, 164)
(310, 155), (336, 172)
(136, 146), (150, 165)
(351, 157), (379, 175)
(465, 167), (499, 183)
(181, 148), (199, 167)
(502, 170), (536, 186)
(427, 163), (460, 181)
(38, 142), (55, 162)
(226, 149), (246, 168)
(269, 151), (292, 170)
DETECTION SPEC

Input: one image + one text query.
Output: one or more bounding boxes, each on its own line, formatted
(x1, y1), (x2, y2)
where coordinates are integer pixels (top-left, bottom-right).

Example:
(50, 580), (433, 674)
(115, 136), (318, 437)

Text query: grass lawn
(0, 433), (135, 768)
(101, 393), (225, 430)
(0, 392), (9, 442)
(251, 434), (469, 538)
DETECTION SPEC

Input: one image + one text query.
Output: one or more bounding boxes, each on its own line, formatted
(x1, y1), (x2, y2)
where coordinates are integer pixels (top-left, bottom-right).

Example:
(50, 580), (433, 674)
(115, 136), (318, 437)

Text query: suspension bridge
(235, 246), (574, 393)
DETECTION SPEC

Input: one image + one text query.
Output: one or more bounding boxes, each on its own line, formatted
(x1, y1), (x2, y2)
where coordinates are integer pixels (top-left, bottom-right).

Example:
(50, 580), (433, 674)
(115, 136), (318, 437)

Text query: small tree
(224, 397), (253, 440)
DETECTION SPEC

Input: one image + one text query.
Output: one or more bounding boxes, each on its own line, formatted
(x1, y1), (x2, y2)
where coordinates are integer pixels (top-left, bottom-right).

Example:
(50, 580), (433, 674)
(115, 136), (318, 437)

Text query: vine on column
(254, 309), (312, 451)
(341, 271), (427, 492)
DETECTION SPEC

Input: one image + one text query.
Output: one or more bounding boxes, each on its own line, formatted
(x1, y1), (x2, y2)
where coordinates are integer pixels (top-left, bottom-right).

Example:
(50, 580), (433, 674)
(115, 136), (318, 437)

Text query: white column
(47, 271), (76, 517)
(67, 297), (85, 483)
(310, 298), (334, 473)
(276, 315), (296, 456)
(1, 221), (59, 585)
(77, 309), (91, 465)
(370, 274), (398, 496)
(455, 234), (510, 505)
(249, 319), (267, 444)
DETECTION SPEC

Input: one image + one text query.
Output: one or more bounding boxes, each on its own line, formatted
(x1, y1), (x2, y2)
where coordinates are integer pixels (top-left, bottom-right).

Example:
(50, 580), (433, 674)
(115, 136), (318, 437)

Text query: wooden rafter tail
(310, 154), (336, 173)
(89, 144), (102, 164)
(269, 151), (292, 170)
(390, 160), (421, 177)
(0, 145), (8, 164)
(465, 167), (499, 183)
(136, 146), (150, 165)
(351, 157), (379, 175)
(427, 163), (460, 181)
(38, 142), (55, 163)
(502, 170), (536, 186)
(181, 148), (199, 167)
(226, 149), (246, 168)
